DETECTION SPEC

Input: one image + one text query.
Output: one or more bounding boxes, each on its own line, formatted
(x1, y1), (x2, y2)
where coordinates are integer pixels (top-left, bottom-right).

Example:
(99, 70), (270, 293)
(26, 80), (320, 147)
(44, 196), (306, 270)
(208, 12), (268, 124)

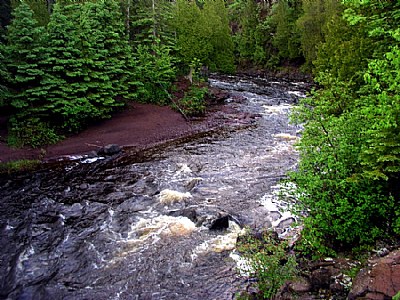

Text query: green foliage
(237, 230), (298, 299)
(173, 85), (208, 117)
(2, 1), (46, 109)
(18, 0), (50, 26)
(231, 0), (303, 68)
(129, 0), (176, 48)
(230, 0), (272, 67)
(393, 291), (400, 300)
(296, 0), (342, 71)
(134, 42), (176, 105)
(269, 0), (302, 62)
(0, 48), (10, 106)
(291, 0), (400, 255)
(2, 0), (141, 147)
(40, 0), (132, 131)
(7, 115), (62, 148)
(202, 0), (235, 73)
(0, 159), (41, 174)
(171, 0), (234, 73)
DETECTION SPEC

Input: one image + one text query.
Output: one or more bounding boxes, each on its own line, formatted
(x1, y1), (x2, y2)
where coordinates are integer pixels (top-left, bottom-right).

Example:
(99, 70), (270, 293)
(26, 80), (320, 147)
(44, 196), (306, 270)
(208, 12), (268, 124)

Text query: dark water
(0, 75), (309, 300)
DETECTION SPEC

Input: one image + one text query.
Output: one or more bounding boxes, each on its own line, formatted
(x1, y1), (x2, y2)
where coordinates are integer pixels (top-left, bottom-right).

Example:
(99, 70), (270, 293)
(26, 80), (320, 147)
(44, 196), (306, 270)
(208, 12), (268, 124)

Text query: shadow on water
(0, 75), (310, 300)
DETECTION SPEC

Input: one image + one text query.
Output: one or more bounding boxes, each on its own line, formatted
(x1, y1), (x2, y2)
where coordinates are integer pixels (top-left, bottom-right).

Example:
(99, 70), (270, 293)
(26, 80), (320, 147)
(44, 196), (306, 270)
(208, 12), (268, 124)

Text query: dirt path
(0, 102), (230, 163)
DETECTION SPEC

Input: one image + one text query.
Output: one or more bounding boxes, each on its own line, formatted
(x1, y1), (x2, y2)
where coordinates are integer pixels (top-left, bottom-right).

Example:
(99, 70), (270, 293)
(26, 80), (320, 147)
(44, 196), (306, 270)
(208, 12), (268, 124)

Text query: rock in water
(97, 144), (121, 156)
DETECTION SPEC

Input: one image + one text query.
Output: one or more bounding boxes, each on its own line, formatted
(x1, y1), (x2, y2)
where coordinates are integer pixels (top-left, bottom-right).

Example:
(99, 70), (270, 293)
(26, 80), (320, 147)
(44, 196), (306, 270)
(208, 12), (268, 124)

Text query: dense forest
(1, 0), (399, 292)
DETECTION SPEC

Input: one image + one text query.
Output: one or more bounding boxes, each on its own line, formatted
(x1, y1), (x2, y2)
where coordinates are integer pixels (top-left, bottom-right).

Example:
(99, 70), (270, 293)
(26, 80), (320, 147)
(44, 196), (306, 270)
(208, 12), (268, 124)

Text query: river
(0, 74), (309, 300)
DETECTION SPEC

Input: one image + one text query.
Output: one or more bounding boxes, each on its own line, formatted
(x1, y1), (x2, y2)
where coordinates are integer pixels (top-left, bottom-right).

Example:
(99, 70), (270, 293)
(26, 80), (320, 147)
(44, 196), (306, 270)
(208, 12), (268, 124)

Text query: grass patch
(0, 159), (41, 174)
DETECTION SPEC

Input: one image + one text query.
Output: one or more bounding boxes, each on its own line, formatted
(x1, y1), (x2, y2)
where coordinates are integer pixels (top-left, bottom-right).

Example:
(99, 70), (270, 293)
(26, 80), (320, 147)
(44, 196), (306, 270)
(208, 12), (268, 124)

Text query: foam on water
(272, 133), (298, 141)
(159, 189), (193, 204)
(108, 216), (197, 266)
(81, 157), (105, 164)
(191, 221), (245, 260)
(229, 251), (252, 276)
(288, 90), (306, 98)
(258, 182), (298, 238)
(134, 215), (197, 238)
(263, 104), (293, 115)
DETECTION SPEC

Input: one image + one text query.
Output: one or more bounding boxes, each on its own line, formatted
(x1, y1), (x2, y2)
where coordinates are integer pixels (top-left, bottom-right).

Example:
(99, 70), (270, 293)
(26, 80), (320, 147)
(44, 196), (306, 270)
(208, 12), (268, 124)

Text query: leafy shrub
(172, 85), (208, 117)
(7, 116), (62, 148)
(236, 230), (298, 299)
(393, 291), (400, 300)
(289, 0), (400, 257)
(134, 43), (176, 105)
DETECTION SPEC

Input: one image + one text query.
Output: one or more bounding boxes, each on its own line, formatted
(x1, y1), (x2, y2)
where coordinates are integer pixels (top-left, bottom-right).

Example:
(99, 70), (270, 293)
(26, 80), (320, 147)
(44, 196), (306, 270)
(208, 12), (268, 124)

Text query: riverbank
(0, 89), (240, 163)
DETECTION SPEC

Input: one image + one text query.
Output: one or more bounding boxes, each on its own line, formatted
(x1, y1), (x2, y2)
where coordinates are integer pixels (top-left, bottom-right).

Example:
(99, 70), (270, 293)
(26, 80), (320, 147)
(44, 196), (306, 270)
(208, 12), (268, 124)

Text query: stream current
(0, 75), (309, 300)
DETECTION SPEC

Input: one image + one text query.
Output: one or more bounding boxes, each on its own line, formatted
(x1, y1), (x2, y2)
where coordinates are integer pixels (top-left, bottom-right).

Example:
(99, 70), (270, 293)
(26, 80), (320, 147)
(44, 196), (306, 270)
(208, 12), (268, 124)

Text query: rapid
(0, 74), (309, 300)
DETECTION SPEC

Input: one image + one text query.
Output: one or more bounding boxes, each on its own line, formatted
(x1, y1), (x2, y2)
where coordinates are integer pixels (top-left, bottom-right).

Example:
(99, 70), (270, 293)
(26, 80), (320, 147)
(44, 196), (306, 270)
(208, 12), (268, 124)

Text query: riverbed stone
(97, 144), (121, 156)
(209, 87), (230, 103)
(289, 277), (312, 293)
(348, 249), (400, 300)
(63, 203), (83, 221)
(79, 183), (89, 190)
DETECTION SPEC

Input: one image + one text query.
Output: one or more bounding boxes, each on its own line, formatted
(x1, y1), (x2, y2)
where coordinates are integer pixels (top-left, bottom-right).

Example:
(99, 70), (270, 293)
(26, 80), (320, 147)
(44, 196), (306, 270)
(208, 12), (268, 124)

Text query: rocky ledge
(272, 249), (400, 300)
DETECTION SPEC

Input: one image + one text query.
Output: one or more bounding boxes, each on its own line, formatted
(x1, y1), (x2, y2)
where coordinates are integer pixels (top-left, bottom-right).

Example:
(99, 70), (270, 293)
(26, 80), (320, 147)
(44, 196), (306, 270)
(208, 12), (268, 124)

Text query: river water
(0, 75), (309, 300)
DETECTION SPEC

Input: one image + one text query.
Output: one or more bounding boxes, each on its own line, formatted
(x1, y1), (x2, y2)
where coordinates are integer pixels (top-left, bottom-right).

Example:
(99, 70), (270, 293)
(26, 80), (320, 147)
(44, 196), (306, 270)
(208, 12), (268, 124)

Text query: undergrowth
(236, 229), (298, 299)
(0, 159), (41, 174)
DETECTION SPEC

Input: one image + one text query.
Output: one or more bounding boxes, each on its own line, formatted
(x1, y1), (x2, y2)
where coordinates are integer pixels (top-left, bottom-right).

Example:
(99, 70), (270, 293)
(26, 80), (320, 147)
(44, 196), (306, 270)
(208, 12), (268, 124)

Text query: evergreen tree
(3, 2), (59, 147)
(2, 1), (46, 110)
(40, 0), (134, 132)
(128, 0), (177, 104)
(20, 0), (50, 26)
(230, 0), (269, 66)
(134, 41), (176, 104)
(39, 2), (90, 131)
(79, 0), (136, 114)
(0, 48), (10, 106)
(129, 0), (175, 48)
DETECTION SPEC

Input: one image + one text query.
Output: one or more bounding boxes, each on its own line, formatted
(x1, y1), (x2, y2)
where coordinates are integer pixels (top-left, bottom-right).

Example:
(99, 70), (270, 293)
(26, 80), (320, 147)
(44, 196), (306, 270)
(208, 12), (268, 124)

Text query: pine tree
(39, 2), (91, 131)
(78, 0), (135, 114)
(0, 48), (10, 106)
(40, 0), (134, 132)
(231, 0), (266, 66)
(129, 0), (177, 104)
(296, 0), (341, 70)
(3, 1), (45, 109)
(3, 2), (61, 147)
